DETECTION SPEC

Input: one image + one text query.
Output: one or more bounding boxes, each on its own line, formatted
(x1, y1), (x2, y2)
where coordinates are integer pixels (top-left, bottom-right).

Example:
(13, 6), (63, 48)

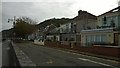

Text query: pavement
(15, 42), (120, 67)
(2, 40), (11, 66)
(0, 33), (1, 68)
(11, 42), (36, 66)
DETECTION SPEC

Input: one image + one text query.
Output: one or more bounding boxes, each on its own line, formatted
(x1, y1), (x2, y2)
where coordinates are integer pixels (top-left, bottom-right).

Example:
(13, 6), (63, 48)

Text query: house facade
(73, 10), (97, 33)
(97, 6), (120, 29)
(59, 22), (76, 42)
(45, 27), (61, 41)
(81, 6), (120, 46)
(38, 10), (98, 47)
(81, 28), (115, 46)
(59, 10), (97, 43)
(32, 6), (120, 47)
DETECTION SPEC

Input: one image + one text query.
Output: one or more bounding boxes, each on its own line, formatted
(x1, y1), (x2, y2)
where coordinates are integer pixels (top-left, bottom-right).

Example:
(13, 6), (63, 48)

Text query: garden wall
(44, 41), (120, 57)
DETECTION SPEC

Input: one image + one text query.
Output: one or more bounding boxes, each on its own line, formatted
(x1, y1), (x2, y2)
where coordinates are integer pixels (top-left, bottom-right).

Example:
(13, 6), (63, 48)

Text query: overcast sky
(1, 0), (120, 31)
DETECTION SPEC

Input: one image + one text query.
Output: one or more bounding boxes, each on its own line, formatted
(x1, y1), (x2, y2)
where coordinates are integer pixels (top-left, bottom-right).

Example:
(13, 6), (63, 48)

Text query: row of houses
(30, 6), (120, 46)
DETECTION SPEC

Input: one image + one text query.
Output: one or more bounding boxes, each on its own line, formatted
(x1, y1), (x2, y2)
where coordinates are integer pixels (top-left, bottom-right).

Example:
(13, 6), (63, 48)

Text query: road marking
(57, 49), (119, 63)
(73, 52), (119, 63)
(78, 58), (118, 68)
(46, 59), (53, 64)
(12, 42), (36, 66)
(5, 47), (10, 50)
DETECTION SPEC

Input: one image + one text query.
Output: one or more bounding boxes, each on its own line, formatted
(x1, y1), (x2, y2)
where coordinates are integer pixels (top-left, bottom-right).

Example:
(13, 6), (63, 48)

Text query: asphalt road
(16, 42), (120, 67)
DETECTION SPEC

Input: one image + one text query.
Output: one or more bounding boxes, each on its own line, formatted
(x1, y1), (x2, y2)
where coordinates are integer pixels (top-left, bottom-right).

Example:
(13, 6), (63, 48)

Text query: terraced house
(34, 6), (120, 47)
(81, 6), (120, 46)
(58, 10), (97, 45)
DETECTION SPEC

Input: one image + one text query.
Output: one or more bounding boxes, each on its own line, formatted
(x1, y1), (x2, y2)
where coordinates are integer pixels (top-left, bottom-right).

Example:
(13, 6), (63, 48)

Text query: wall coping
(11, 42), (36, 66)
(94, 45), (120, 48)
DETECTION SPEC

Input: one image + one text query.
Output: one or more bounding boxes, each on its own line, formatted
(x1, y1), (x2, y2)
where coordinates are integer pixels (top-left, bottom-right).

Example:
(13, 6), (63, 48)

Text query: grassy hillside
(36, 18), (72, 29)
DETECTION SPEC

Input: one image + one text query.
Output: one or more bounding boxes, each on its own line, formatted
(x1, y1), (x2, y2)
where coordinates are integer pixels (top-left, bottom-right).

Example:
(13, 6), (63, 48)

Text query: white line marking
(57, 49), (119, 63)
(78, 58), (118, 68)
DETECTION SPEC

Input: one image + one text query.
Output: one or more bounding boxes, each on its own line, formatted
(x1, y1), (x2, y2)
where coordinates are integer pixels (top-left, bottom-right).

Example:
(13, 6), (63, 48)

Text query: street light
(8, 16), (16, 27)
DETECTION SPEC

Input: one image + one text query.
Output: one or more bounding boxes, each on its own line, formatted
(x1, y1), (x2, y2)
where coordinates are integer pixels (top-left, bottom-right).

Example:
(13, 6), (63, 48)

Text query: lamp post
(8, 16), (16, 40)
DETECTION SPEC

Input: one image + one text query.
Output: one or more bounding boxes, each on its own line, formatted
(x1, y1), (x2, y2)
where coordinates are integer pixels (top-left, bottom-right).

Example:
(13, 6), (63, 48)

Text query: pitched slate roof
(73, 10), (97, 21)
(98, 6), (120, 17)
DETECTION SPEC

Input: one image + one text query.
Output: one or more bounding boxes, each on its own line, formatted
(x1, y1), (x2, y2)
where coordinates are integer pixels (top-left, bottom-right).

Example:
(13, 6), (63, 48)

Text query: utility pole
(8, 16), (16, 40)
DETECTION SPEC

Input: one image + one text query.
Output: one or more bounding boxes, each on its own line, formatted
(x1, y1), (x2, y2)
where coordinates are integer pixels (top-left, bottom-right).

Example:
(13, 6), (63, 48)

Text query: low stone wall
(44, 41), (120, 57)
(45, 41), (71, 49)
(11, 42), (36, 66)
(72, 45), (120, 57)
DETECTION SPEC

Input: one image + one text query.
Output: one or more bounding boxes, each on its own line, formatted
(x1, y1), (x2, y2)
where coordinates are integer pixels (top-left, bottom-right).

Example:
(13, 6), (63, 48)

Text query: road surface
(16, 42), (119, 67)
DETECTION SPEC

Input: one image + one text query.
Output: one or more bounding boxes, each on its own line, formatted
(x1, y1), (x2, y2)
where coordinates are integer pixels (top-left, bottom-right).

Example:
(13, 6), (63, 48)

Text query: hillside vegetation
(36, 18), (72, 29)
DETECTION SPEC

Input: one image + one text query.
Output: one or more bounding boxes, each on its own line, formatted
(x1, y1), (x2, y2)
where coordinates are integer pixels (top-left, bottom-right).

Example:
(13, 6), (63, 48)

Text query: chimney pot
(78, 10), (83, 15)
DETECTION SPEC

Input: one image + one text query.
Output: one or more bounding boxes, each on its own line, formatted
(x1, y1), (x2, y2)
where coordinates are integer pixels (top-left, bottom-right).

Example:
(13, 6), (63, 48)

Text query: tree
(14, 17), (37, 39)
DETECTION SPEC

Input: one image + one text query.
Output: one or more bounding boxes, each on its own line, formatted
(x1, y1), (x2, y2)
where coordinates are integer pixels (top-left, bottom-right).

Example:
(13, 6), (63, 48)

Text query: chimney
(78, 10), (88, 16)
(78, 10), (83, 16)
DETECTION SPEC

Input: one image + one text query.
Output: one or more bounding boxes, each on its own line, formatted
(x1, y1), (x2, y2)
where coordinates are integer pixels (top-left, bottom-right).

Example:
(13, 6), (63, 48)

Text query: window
(86, 35), (91, 45)
(65, 38), (68, 41)
(103, 16), (107, 24)
(87, 26), (91, 29)
(95, 35), (100, 42)
(110, 19), (115, 27)
(91, 35), (94, 42)
(101, 35), (107, 43)
(56, 37), (58, 41)
(103, 17), (106, 21)
(69, 38), (74, 41)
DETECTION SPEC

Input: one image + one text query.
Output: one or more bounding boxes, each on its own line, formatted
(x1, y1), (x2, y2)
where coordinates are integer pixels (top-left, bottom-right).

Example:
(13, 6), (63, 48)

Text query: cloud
(1, 0), (118, 31)
(32, 2), (75, 18)
(2, 2), (35, 31)
(73, 0), (118, 16)
(2, 2), (75, 31)
(2, 0), (75, 2)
